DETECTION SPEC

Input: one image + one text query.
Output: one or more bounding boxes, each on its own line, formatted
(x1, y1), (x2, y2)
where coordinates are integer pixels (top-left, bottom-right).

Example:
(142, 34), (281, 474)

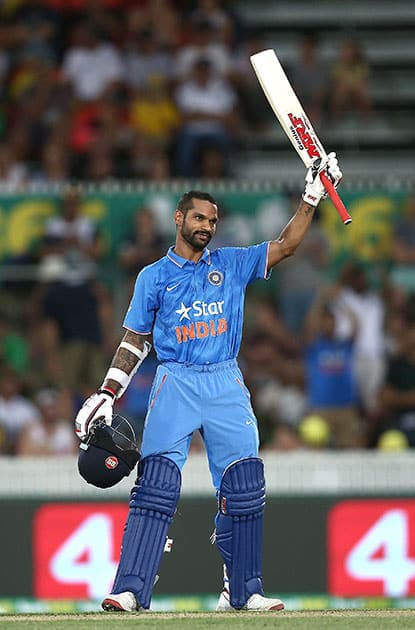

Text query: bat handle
(319, 172), (352, 225)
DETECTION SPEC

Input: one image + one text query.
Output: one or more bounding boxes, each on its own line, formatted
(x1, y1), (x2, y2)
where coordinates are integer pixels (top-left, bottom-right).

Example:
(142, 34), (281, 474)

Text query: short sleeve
(225, 242), (271, 287)
(123, 268), (158, 334)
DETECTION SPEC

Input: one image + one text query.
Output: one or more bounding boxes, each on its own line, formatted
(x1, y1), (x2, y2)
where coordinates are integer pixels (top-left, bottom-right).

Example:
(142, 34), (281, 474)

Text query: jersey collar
(167, 246), (211, 267)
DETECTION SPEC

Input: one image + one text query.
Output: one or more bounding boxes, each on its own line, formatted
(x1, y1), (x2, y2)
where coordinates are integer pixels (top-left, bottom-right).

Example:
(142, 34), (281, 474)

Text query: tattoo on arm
(300, 203), (315, 216)
(104, 331), (150, 392)
(111, 347), (137, 373)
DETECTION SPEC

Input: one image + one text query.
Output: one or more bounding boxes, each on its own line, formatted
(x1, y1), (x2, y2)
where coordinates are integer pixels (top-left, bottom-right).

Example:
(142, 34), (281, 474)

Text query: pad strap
(111, 455), (181, 608)
(215, 457), (265, 609)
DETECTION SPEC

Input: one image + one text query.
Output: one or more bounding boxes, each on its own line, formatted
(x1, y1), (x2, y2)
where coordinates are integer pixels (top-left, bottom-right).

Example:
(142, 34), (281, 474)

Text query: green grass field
(2, 611), (415, 630)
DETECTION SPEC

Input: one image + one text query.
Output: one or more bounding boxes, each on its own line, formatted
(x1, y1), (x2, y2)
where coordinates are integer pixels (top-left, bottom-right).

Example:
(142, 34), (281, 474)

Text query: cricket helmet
(78, 414), (141, 488)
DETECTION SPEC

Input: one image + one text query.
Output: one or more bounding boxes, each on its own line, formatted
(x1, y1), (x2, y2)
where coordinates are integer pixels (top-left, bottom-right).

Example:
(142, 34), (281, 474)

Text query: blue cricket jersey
(124, 243), (270, 365)
(305, 336), (356, 407)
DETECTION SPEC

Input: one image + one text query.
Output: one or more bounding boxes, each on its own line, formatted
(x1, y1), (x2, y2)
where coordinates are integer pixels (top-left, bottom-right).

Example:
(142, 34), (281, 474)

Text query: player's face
(178, 200), (218, 251)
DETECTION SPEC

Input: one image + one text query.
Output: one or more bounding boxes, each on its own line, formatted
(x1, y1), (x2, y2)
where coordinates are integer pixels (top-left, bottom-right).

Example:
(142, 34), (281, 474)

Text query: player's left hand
(302, 152), (342, 207)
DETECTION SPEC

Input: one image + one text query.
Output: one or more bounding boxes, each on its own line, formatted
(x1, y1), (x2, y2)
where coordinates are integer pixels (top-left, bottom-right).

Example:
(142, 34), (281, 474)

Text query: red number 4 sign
(34, 503), (128, 599)
(328, 499), (415, 597)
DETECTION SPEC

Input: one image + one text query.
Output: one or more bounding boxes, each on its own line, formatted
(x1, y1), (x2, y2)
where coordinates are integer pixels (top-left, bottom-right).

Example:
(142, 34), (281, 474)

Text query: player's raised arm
(267, 153), (342, 270)
(74, 330), (151, 440)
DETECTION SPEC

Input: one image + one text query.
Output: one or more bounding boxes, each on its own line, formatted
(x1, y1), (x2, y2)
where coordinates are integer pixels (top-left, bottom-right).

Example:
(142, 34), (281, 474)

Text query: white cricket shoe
(216, 589), (284, 612)
(102, 591), (140, 612)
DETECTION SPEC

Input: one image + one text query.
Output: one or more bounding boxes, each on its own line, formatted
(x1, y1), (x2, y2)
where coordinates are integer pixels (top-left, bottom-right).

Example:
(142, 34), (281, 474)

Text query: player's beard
(180, 218), (212, 251)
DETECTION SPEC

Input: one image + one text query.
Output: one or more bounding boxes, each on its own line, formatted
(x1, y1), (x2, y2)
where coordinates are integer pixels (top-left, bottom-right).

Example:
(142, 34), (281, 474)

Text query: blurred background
(0, 0), (415, 614)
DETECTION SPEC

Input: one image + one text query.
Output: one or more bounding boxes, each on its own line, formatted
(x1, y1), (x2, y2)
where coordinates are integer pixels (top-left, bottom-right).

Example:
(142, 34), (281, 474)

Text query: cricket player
(75, 153), (342, 612)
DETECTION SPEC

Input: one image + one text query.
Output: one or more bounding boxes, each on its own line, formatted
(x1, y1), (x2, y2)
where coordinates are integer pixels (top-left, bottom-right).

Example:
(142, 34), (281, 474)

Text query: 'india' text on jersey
(124, 244), (270, 365)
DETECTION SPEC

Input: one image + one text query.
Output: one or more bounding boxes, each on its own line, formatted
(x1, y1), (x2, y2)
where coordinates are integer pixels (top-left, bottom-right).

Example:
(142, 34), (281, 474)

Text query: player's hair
(176, 190), (217, 215)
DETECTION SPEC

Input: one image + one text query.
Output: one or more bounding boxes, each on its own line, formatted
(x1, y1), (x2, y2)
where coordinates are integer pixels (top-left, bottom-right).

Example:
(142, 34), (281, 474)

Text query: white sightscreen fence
(1, 452), (415, 498)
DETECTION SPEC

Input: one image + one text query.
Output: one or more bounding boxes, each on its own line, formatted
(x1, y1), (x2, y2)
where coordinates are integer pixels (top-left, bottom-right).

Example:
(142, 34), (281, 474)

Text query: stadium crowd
(0, 0), (371, 184)
(0, 1), (404, 457)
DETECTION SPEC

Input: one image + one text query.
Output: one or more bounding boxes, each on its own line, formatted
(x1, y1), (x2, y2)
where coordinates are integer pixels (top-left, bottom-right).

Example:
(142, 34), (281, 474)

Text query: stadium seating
(234, 0), (415, 184)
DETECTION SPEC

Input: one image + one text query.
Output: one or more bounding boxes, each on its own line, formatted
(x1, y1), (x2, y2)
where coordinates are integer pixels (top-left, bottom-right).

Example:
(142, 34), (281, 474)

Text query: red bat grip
(319, 172), (352, 225)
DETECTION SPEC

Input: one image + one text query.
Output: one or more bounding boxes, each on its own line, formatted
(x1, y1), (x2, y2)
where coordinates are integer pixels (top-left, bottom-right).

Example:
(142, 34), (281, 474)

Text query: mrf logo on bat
(288, 113), (321, 160)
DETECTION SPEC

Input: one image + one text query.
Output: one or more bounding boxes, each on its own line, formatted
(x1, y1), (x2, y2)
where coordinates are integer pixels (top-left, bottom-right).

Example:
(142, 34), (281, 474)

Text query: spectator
(232, 31), (273, 131)
(68, 94), (129, 174)
(277, 201), (330, 334)
(31, 141), (70, 184)
(189, 0), (234, 40)
(289, 33), (329, 125)
(128, 134), (162, 179)
(16, 387), (77, 455)
(241, 297), (306, 448)
(0, 25), (11, 95)
(37, 259), (113, 398)
(199, 146), (227, 179)
(333, 261), (386, 417)
(330, 38), (372, 118)
(9, 0), (61, 64)
(84, 141), (117, 182)
(0, 365), (40, 454)
(0, 143), (27, 188)
(6, 42), (70, 169)
(0, 314), (29, 376)
(304, 288), (364, 448)
(80, 1), (124, 44)
(241, 330), (306, 449)
(62, 21), (124, 102)
(119, 206), (165, 281)
(146, 0), (181, 50)
(389, 196), (415, 296)
(244, 296), (300, 357)
(174, 57), (238, 177)
(123, 28), (172, 92)
(147, 152), (171, 181)
(43, 189), (105, 265)
(263, 423), (304, 451)
(378, 324), (415, 447)
(175, 17), (233, 80)
(129, 75), (179, 146)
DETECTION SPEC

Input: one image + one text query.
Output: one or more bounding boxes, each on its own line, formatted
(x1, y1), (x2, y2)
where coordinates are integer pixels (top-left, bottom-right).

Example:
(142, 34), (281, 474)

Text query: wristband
(98, 387), (117, 399)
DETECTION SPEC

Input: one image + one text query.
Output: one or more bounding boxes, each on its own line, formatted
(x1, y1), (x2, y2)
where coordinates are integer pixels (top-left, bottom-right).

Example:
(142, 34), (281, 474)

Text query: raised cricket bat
(250, 49), (352, 225)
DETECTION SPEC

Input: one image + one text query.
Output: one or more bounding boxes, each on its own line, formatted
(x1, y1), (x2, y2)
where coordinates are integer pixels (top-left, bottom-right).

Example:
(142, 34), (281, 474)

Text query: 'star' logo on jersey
(175, 300), (225, 321)
(174, 300), (227, 344)
(176, 302), (192, 321)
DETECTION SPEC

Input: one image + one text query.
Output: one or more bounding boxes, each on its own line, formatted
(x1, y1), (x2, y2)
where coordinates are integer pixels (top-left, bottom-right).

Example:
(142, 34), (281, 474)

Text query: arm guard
(101, 340), (151, 399)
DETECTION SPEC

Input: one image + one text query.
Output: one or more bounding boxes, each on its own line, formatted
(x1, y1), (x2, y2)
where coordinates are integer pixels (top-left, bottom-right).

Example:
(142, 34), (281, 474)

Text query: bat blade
(250, 49), (326, 168)
(250, 49), (352, 225)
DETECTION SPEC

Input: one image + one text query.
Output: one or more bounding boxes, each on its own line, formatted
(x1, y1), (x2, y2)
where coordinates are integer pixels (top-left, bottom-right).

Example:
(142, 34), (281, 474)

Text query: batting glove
(74, 389), (115, 441)
(302, 152), (342, 207)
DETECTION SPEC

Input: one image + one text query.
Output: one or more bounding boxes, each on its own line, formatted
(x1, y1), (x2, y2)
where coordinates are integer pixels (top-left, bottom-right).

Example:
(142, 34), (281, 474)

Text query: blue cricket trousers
(140, 358), (259, 489)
